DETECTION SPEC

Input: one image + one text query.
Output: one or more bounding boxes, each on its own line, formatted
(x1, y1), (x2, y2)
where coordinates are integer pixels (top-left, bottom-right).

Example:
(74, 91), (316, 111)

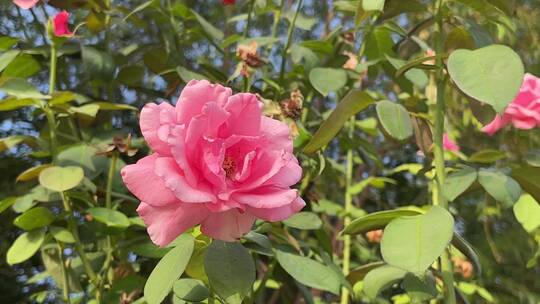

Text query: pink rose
(482, 73), (540, 135)
(443, 133), (460, 152)
(121, 80), (305, 246)
(13, 0), (39, 9)
(53, 11), (73, 37)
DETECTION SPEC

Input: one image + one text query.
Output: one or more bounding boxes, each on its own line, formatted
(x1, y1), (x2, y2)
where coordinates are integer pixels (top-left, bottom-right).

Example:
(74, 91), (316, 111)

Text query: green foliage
(447, 45), (524, 113)
(204, 241), (255, 304)
(144, 234), (194, 304)
(381, 206), (454, 273)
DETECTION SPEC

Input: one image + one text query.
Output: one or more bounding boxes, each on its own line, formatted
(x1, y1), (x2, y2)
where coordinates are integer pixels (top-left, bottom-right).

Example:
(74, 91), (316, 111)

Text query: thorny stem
(433, 0), (456, 303)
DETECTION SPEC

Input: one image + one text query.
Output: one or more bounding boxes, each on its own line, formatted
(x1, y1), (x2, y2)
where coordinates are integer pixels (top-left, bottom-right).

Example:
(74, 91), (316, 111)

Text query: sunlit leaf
(304, 91), (374, 153)
(447, 45), (524, 113)
(144, 234), (194, 304)
(381, 206), (454, 273)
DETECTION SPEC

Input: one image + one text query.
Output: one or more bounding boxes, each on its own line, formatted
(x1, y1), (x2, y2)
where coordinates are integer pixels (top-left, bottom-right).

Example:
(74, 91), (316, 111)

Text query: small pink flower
(121, 80), (305, 246)
(443, 133), (460, 152)
(482, 73), (540, 135)
(53, 11), (73, 37)
(13, 0), (39, 9)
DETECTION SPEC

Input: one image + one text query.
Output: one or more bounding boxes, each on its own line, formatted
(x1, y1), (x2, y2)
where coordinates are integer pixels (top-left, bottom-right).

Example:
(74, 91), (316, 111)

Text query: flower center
(222, 156), (236, 179)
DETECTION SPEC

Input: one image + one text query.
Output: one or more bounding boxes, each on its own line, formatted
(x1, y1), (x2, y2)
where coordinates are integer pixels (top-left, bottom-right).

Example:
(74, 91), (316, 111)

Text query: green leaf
(49, 91), (76, 105)
(283, 212), (323, 230)
(130, 242), (171, 258)
(447, 45), (524, 113)
(468, 149), (506, 163)
(117, 65), (145, 86)
(3, 54), (41, 78)
(13, 207), (54, 231)
(191, 10), (224, 41)
(478, 169), (521, 208)
(512, 167), (540, 204)
(93, 102), (138, 111)
(0, 36), (19, 51)
(0, 50), (20, 72)
(303, 91), (374, 153)
(7, 228), (46, 265)
(0, 197), (17, 214)
(342, 208), (424, 235)
(50, 226), (76, 243)
(82, 46), (116, 81)
(176, 66), (208, 82)
(38, 166), (84, 192)
(0, 97), (37, 111)
(87, 208), (131, 229)
(173, 279), (209, 302)
(72, 104), (100, 117)
(403, 273), (437, 301)
(346, 261), (386, 285)
(309, 68), (347, 96)
(0, 78), (48, 99)
(144, 234), (194, 304)
(276, 248), (341, 295)
(443, 167), (477, 201)
(205, 241), (255, 304)
(243, 231), (273, 256)
(381, 206), (454, 273)
(386, 55), (428, 88)
(363, 0), (386, 11)
(365, 27), (394, 60)
(363, 265), (407, 299)
(513, 194), (540, 233)
(376, 100), (413, 140)
(0, 135), (37, 151)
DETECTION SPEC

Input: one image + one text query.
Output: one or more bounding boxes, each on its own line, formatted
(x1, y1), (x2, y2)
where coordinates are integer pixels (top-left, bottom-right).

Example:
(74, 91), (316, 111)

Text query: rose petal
(140, 103), (176, 155)
(260, 116), (293, 153)
(246, 197), (306, 222)
(154, 157), (217, 203)
(200, 209), (255, 241)
(231, 186), (298, 209)
(223, 93), (262, 137)
(13, 0), (39, 9)
(120, 155), (178, 206)
(137, 202), (208, 247)
(176, 80), (232, 124)
(262, 156), (302, 187)
(481, 115), (507, 136)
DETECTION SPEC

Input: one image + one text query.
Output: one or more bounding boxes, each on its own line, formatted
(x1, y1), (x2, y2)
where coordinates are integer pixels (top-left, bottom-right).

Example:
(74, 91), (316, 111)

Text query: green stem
(61, 193), (99, 285)
(243, 0), (256, 38)
(45, 42), (59, 162)
(49, 44), (57, 94)
(340, 118), (355, 304)
(433, 0), (456, 302)
(57, 242), (71, 304)
(279, 0), (304, 83)
(105, 151), (118, 209)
